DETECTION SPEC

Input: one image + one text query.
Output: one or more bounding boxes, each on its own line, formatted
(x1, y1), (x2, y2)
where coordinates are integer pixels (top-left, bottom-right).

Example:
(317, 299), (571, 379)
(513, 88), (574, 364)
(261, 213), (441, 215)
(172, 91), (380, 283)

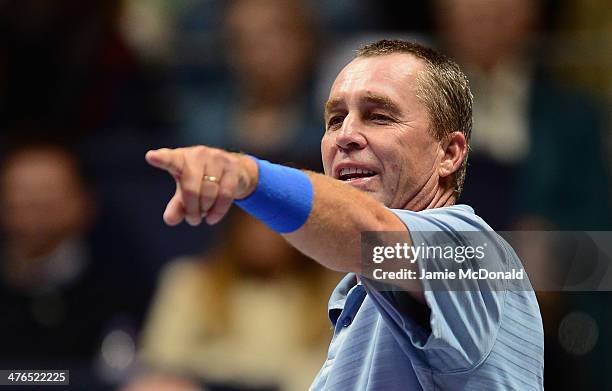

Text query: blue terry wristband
(235, 157), (314, 233)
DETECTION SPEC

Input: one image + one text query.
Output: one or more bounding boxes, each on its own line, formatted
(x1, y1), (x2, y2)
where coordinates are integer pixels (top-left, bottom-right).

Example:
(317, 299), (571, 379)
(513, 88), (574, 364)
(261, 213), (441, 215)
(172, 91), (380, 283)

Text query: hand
(145, 146), (258, 226)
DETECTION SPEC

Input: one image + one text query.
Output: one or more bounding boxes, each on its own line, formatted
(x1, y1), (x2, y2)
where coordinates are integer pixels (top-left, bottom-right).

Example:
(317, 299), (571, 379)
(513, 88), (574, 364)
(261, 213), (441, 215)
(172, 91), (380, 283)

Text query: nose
(335, 115), (367, 152)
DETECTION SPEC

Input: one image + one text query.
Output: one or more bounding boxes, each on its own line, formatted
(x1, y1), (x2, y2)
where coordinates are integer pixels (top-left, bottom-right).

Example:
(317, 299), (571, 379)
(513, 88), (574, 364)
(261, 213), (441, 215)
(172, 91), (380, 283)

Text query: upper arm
(360, 208), (508, 373)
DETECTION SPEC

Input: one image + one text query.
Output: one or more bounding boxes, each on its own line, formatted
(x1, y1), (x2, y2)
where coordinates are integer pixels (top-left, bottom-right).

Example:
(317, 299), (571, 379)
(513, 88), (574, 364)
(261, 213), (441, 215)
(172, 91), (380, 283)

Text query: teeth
(339, 167), (376, 177)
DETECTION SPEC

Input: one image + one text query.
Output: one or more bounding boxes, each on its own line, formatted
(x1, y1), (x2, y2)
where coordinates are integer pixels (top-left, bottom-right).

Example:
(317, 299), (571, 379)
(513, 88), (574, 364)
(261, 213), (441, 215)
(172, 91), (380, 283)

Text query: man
(0, 143), (151, 387)
(146, 40), (544, 390)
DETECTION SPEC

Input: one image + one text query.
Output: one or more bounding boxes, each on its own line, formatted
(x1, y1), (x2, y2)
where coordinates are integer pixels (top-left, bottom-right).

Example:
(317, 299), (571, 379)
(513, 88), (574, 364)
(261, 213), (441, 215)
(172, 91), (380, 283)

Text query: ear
(439, 131), (467, 179)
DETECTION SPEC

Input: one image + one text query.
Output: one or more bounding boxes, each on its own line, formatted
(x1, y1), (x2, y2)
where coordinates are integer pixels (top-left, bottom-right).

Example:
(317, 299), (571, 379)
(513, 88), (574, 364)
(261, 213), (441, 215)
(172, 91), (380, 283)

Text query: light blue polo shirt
(309, 205), (544, 390)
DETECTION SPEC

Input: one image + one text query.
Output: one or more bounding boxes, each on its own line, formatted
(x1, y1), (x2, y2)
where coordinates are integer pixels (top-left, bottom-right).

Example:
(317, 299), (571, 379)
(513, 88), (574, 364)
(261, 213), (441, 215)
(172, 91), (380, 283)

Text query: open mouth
(338, 167), (377, 182)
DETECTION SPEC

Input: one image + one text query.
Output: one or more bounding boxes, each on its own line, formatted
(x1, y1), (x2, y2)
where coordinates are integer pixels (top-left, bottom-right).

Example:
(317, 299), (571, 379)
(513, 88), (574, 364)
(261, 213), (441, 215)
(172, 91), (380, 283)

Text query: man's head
(0, 144), (94, 258)
(435, 0), (538, 72)
(224, 0), (316, 103)
(321, 39), (472, 210)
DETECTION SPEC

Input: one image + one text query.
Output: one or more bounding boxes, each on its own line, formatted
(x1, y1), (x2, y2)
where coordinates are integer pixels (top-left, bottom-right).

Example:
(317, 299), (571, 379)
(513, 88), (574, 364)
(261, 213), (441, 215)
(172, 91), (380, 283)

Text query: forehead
(328, 53), (425, 107)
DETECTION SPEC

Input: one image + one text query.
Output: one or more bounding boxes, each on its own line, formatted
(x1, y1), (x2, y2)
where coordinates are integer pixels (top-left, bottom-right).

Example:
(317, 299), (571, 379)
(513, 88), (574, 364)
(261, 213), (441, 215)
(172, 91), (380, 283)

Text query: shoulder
(390, 204), (493, 232)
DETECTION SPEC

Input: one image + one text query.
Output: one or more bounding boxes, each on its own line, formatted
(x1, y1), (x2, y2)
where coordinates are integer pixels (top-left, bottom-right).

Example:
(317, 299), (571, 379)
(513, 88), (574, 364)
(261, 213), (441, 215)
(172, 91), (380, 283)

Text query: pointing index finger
(145, 148), (185, 178)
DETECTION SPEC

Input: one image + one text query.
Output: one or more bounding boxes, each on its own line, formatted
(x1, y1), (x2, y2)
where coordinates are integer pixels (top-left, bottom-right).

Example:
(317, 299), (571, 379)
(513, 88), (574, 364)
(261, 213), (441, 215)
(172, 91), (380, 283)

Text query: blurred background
(0, 0), (610, 390)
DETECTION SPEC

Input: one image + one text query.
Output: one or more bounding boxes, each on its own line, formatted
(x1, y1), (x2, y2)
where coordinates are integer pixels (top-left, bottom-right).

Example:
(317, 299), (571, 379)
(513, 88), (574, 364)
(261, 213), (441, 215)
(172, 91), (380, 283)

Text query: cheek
(320, 136), (334, 175)
(405, 143), (440, 182)
(377, 139), (428, 184)
(371, 138), (404, 174)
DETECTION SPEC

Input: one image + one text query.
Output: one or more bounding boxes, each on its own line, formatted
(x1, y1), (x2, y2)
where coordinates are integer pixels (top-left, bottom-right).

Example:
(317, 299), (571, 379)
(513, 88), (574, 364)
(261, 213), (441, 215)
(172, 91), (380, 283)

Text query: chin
(355, 186), (387, 203)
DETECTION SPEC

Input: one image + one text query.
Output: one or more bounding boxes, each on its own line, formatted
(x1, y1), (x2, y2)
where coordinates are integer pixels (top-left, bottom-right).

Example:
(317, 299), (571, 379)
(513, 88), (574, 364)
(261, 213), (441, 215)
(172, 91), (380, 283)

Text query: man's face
(322, 53), (443, 209)
(0, 150), (91, 252)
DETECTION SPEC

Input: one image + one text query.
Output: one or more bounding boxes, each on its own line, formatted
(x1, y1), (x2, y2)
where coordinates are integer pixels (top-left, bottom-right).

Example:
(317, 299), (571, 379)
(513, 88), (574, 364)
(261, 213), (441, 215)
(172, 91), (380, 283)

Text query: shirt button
(342, 316), (352, 327)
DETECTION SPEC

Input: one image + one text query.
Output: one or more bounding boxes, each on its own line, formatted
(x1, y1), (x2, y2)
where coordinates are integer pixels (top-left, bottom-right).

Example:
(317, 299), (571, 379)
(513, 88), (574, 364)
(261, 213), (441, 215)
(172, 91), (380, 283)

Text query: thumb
(163, 191), (186, 226)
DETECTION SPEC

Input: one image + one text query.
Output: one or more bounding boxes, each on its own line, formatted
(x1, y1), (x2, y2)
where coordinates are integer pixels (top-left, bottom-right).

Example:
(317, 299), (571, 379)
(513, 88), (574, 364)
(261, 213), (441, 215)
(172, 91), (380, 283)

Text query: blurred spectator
(0, 143), (151, 389)
(178, 0), (323, 170)
(435, 0), (611, 231)
(0, 0), (172, 145)
(166, 0), (382, 90)
(550, 0), (612, 103)
(127, 210), (340, 391)
(119, 0), (178, 65)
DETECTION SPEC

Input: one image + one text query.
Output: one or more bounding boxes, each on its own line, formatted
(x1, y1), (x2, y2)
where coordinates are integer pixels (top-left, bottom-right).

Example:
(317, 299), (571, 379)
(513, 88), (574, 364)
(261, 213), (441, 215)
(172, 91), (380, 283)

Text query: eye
(369, 113), (392, 124)
(327, 115), (344, 130)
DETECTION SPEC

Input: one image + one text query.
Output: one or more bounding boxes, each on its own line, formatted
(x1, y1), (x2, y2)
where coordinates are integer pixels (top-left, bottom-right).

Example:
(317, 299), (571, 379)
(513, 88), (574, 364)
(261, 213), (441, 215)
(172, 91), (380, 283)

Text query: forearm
(284, 172), (406, 273)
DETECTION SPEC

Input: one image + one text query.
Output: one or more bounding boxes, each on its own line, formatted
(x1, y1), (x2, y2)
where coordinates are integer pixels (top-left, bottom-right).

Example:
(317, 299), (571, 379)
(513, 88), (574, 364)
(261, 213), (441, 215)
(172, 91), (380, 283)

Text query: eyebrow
(324, 93), (403, 119)
(361, 93), (403, 118)
(324, 98), (343, 118)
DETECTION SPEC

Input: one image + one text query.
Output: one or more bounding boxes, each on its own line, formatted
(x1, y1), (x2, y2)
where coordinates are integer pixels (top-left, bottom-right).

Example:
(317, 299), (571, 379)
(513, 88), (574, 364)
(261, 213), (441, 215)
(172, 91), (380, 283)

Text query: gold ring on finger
(203, 175), (220, 184)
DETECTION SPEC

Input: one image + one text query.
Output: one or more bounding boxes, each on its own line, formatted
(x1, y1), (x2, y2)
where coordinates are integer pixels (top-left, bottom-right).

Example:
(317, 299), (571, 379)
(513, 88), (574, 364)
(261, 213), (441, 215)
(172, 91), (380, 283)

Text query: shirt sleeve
(361, 206), (507, 373)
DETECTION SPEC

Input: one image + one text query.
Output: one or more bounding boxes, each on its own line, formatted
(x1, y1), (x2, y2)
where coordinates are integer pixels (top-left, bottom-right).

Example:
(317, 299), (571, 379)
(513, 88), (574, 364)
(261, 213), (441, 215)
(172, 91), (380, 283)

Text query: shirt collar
(328, 273), (358, 326)
(457, 204), (474, 212)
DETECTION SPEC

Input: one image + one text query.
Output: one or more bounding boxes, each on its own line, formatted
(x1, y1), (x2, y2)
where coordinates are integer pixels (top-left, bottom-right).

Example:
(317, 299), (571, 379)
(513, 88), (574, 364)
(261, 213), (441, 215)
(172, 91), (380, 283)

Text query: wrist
(236, 153), (259, 199)
(234, 157), (313, 233)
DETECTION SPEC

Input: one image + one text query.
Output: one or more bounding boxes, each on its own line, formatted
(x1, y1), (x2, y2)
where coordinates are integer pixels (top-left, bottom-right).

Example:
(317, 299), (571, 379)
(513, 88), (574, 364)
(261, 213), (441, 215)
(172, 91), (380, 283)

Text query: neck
(426, 186), (456, 209)
(400, 169), (458, 211)
(402, 184), (456, 212)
